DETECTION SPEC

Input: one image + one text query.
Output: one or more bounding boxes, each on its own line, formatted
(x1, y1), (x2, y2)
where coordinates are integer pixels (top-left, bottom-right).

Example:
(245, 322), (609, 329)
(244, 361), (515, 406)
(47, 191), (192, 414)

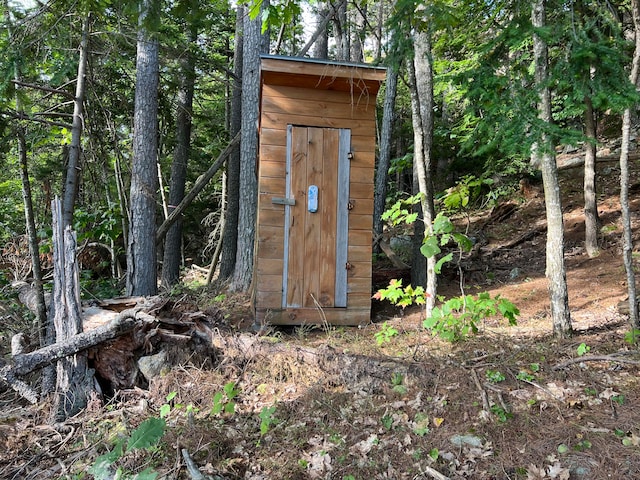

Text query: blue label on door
(308, 185), (318, 213)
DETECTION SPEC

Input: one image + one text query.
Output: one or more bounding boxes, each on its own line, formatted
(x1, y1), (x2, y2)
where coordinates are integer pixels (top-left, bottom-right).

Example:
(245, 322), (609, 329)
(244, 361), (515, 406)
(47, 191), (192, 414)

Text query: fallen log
(0, 308), (155, 402)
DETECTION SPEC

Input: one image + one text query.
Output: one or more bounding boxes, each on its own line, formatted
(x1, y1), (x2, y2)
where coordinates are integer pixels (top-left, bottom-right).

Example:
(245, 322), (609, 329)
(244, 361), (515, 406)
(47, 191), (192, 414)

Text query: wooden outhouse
(254, 55), (386, 326)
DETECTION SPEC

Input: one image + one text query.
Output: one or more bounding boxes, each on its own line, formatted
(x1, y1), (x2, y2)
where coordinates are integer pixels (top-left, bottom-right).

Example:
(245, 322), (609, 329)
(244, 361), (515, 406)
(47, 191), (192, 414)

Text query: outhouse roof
(260, 55), (386, 95)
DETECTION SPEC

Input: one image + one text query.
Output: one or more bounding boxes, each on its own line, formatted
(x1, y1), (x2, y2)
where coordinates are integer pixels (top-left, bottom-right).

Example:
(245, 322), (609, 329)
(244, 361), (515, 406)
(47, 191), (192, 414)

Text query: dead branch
(420, 464), (451, 480)
(553, 354), (640, 370)
(379, 240), (410, 269)
(11, 79), (75, 99)
(156, 132), (240, 244)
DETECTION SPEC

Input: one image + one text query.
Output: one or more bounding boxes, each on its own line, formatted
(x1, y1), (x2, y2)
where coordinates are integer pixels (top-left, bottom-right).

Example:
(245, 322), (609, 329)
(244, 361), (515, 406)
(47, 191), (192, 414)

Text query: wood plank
(349, 182), (373, 200)
(262, 95), (377, 121)
(348, 197), (373, 215)
(350, 151), (375, 169)
(350, 166), (374, 184)
(351, 135), (377, 153)
(347, 293), (372, 308)
(258, 208), (285, 227)
(260, 144), (286, 163)
(286, 126), (308, 308)
(263, 84), (380, 111)
(349, 229), (373, 246)
(346, 260), (371, 279)
(347, 277), (371, 294)
(260, 127), (286, 146)
(303, 127), (323, 308)
(335, 128), (351, 307)
(256, 307), (371, 326)
(257, 274), (283, 293)
(348, 246), (372, 263)
(256, 257), (283, 276)
(319, 128), (339, 307)
(255, 291), (282, 310)
(261, 111), (374, 136)
(258, 176), (285, 195)
(260, 160), (286, 178)
(349, 213), (372, 230)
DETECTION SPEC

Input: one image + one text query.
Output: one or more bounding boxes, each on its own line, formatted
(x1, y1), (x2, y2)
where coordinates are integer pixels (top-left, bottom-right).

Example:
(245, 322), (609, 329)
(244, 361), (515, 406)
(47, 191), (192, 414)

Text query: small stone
(137, 350), (168, 381)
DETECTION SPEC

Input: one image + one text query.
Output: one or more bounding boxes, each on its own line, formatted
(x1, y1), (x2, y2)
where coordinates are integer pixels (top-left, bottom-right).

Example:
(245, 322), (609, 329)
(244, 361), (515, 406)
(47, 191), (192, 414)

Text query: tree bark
(532, 0), (572, 338)
(407, 29), (437, 316)
(162, 21), (197, 289)
(219, 4), (244, 281)
(373, 67), (398, 253)
(127, 0), (160, 297)
(311, 1), (330, 59)
(231, 1), (270, 292)
(62, 13), (90, 228)
(4, 2), (49, 352)
(583, 94), (600, 257)
(50, 198), (96, 420)
(619, 0), (640, 329)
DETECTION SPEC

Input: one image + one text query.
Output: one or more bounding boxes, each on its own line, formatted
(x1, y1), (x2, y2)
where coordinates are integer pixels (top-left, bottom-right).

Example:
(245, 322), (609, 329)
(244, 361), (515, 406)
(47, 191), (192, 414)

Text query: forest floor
(2, 154), (640, 480)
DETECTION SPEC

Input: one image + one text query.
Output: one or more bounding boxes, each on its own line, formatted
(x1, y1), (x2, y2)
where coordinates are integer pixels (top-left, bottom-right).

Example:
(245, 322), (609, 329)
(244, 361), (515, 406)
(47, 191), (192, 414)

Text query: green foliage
(485, 370), (505, 383)
(576, 343), (590, 356)
(422, 293), (519, 342)
(390, 372), (407, 395)
(624, 329), (640, 345)
(421, 212), (473, 274)
(381, 193), (421, 227)
(89, 417), (166, 480)
(259, 405), (277, 436)
(374, 321), (400, 346)
(490, 404), (512, 423)
(211, 381), (240, 416)
(373, 280), (426, 310)
(441, 175), (495, 212)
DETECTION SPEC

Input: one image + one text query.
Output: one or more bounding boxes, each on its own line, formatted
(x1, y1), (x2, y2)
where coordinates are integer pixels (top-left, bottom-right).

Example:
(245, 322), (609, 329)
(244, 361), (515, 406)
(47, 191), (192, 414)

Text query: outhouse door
(281, 125), (351, 309)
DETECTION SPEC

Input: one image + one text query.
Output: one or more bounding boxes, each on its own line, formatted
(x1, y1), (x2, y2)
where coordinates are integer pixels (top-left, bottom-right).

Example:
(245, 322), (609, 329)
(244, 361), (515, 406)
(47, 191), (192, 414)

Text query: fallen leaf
(547, 462), (570, 479)
(433, 417), (445, 427)
(526, 464), (547, 480)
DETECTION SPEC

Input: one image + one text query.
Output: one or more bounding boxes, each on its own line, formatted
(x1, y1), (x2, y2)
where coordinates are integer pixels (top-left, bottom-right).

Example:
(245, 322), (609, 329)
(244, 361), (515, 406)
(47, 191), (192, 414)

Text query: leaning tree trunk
(62, 14), (90, 229)
(162, 21), (197, 289)
(619, 0), (640, 329)
(127, 0), (160, 296)
(231, 0), (269, 292)
(373, 67), (398, 253)
(407, 29), (437, 316)
(532, 0), (572, 338)
(50, 198), (95, 421)
(583, 94), (600, 257)
(219, 4), (244, 281)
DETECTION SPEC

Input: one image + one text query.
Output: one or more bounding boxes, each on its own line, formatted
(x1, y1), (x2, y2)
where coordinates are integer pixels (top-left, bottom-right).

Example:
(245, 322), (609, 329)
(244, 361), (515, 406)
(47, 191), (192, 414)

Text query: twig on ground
(553, 355), (640, 370)
(470, 368), (491, 414)
(419, 464), (451, 480)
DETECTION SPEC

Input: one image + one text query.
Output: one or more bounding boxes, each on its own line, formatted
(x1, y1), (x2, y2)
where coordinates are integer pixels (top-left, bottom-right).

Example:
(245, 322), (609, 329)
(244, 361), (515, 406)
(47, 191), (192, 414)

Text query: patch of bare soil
(2, 158), (640, 480)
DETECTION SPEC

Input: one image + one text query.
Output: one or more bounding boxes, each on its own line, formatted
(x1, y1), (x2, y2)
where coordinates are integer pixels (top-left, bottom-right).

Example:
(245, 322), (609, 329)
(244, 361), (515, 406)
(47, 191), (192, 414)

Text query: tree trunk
(5, 3), (49, 353)
(127, 0), (160, 297)
(50, 198), (95, 421)
(161, 22), (197, 289)
(532, 0), (572, 338)
(373, 67), (398, 253)
(62, 14), (90, 228)
(334, 0), (349, 61)
(231, 1), (270, 292)
(312, 1), (330, 59)
(583, 94), (600, 257)
(219, 4), (244, 281)
(619, 0), (640, 329)
(407, 30), (437, 316)
(349, 1), (366, 62)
